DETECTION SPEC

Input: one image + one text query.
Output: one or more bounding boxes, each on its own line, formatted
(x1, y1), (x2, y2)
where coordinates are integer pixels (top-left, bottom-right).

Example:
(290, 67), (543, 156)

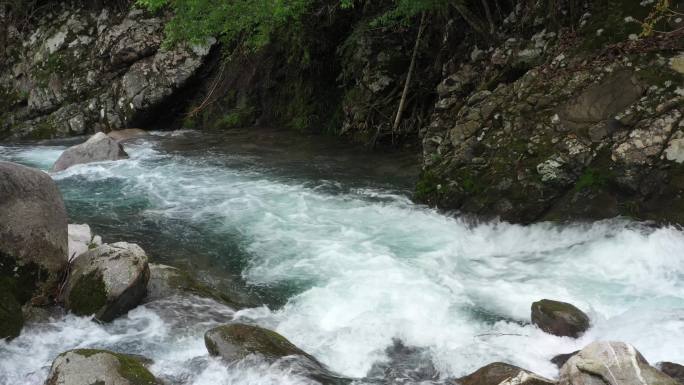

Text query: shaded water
(1, 129), (683, 385)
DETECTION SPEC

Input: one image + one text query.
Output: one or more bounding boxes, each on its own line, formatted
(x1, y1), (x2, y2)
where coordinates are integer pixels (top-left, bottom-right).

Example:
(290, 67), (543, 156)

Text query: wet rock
(45, 348), (159, 385)
(367, 339), (438, 383)
(205, 323), (315, 363)
(108, 128), (148, 142)
(52, 133), (128, 171)
(559, 341), (679, 385)
(67, 224), (102, 261)
(552, 351), (579, 368)
(531, 299), (590, 338)
(456, 362), (554, 385)
(657, 362), (684, 384)
(146, 263), (246, 308)
(0, 161), (68, 339)
(64, 242), (150, 322)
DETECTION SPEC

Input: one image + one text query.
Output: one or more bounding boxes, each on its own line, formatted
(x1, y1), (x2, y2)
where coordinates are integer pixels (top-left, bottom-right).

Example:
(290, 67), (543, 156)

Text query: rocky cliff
(2, 0), (684, 224)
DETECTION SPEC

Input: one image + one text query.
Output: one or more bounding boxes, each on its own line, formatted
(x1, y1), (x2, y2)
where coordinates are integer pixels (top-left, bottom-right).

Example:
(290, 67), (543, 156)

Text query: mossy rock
(0, 287), (23, 340)
(531, 299), (590, 338)
(204, 323), (314, 362)
(146, 263), (251, 309)
(45, 349), (159, 385)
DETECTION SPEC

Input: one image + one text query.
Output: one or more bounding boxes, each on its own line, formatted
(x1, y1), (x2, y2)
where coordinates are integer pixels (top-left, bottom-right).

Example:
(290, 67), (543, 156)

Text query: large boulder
(108, 128), (149, 142)
(204, 323), (315, 363)
(64, 242), (150, 322)
(559, 341), (679, 385)
(0, 161), (68, 339)
(531, 299), (590, 338)
(45, 349), (159, 385)
(67, 223), (102, 261)
(52, 133), (128, 172)
(456, 362), (554, 385)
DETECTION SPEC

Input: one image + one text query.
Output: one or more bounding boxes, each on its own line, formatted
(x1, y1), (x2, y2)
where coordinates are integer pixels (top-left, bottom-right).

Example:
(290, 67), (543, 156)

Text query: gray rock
(52, 132), (128, 171)
(531, 299), (590, 338)
(552, 351), (579, 368)
(0, 161), (68, 339)
(64, 242), (150, 322)
(45, 349), (159, 385)
(107, 128), (148, 142)
(559, 341), (679, 385)
(657, 362), (684, 384)
(456, 362), (555, 385)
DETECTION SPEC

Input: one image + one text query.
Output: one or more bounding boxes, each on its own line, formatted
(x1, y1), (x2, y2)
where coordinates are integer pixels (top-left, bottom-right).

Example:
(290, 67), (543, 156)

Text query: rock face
(205, 323), (315, 363)
(0, 4), (213, 140)
(657, 362), (684, 384)
(45, 349), (158, 385)
(64, 242), (150, 322)
(531, 299), (590, 338)
(52, 132), (129, 171)
(456, 362), (554, 385)
(68, 223), (103, 260)
(108, 128), (148, 142)
(0, 161), (68, 339)
(559, 341), (679, 385)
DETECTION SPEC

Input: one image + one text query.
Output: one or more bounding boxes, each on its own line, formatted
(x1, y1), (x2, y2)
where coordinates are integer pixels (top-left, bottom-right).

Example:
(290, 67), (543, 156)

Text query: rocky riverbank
(1, 1), (682, 224)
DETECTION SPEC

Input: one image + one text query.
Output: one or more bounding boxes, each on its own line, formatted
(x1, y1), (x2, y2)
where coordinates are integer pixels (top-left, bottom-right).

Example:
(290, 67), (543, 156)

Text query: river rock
(456, 362), (555, 385)
(559, 341), (679, 385)
(108, 128), (149, 142)
(45, 349), (159, 385)
(552, 351), (579, 368)
(68, 224), (103, 261)
(146, 263), (247, 308)
(205, 323), (316, 363)
(64, 242), (150, 322)
(531, 299), (590, 338)
(52, 133), (128, 172)
(657, 362), (684, 384)
(0, 161), (68, 339)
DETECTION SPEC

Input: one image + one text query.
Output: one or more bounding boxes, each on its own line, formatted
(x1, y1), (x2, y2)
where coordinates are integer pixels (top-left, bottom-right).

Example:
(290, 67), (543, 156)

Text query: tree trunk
(392, 11), (426, 136)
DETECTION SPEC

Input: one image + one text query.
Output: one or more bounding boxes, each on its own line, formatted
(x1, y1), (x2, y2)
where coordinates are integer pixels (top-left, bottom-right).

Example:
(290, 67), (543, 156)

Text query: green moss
(29, 118), (59, 140)
(636, 64), (684, 88)
(213, 107), (255, 129)
(414, 170), (445, 203)
(215, 324), (306, 359)
(0, 288), (23, 340)
(578, 0), (653, 51)
(0, 251), (47, 304)
(70, 349), (157, 385)
(574, 167), (612, 191)
(68, 271), (107, 316)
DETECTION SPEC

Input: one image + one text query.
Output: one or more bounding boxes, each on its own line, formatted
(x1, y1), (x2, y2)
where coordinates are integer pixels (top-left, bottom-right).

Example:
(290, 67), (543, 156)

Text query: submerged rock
(45, 349), (159, 385)
(456, 362), (554, 385)
(108, 128), (149, 142)
(204, 323), (315, 362)
(657, 362), (684, 384)
(52, 132), (128, 172)
(146, 263), (247, 308)
(551, 351), (579, 368)
(559, 341), (679, 385)
(0, 161), (68, 339)
(531, 299), (589, 338)
(64, 242), (150, 322)
(67, 223), (102, 261)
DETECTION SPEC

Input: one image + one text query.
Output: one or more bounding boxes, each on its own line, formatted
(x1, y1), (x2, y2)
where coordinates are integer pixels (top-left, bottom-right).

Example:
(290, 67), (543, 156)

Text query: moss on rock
(0, 286), (23, 340)
(205, 323), (312, 362)
(67, 271), (107, 317)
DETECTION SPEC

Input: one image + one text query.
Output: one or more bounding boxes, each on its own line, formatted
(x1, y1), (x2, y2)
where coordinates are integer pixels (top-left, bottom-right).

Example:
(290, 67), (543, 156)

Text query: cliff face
(2, 0), (684, 224)
(0, 1), (212, 139)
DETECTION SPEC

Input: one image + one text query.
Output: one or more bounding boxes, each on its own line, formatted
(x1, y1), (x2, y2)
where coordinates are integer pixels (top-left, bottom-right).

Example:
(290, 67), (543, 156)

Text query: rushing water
(1, 129), (684, 385)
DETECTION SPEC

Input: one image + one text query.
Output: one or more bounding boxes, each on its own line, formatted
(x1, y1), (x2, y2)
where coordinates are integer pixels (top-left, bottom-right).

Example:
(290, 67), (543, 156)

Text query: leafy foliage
(136, 0), (448, 48)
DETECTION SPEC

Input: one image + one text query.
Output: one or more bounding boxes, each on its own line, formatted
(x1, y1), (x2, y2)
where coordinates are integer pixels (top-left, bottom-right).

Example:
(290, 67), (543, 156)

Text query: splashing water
(1, 130), (683, 384)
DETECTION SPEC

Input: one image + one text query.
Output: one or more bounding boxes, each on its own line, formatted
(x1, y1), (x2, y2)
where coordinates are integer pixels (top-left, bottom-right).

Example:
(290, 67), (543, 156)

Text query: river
(1, 129), (683, 385)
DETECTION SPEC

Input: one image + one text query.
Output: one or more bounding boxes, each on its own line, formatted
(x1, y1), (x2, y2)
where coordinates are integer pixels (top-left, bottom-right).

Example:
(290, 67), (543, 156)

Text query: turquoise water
(1, 130), (683, 385)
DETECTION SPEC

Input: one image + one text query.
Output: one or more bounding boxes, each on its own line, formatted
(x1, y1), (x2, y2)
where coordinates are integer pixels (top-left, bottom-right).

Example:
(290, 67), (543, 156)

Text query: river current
(1, 129), (683, 385)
